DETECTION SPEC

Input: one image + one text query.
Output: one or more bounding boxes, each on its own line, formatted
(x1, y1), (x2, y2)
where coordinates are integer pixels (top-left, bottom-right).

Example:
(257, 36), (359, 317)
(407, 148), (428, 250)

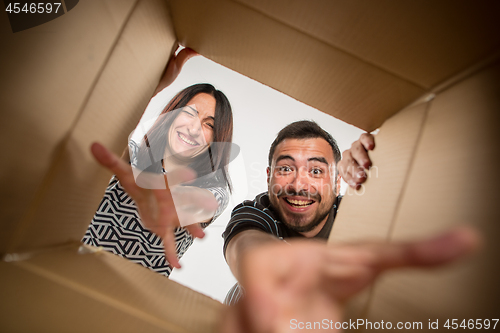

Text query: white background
(141, 55), (364, 302)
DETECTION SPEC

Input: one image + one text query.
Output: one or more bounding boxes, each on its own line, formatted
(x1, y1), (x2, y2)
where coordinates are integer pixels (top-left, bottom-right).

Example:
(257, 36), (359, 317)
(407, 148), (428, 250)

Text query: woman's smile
(177, 131), (200, 147)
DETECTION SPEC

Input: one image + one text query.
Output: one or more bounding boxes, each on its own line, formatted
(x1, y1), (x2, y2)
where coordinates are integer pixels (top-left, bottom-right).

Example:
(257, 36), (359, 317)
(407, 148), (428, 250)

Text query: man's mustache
(275, 188), (322, 202)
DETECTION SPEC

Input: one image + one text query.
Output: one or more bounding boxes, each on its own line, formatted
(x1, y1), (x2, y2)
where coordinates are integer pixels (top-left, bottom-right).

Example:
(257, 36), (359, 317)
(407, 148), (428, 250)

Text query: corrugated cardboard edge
(1, 243), (224, 333)
(329, 55), (500, 324)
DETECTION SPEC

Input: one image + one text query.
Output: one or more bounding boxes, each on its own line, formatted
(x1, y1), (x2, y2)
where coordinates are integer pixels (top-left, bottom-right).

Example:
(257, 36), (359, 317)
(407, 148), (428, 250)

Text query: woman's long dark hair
(135, 83), (233, 191)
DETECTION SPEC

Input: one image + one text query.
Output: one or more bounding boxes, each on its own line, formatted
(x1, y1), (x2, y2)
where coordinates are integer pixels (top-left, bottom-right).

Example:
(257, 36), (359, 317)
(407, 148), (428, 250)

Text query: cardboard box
(1, 0), (499, 331)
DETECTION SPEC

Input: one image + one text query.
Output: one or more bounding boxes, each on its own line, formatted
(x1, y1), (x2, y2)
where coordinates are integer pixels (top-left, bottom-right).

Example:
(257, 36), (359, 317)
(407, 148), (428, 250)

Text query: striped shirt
(222, 192), (340, 305)
(82, 176), (229, 277)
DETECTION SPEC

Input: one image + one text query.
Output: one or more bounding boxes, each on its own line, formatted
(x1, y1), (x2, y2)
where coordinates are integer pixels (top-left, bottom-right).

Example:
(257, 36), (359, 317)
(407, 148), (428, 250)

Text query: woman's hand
(91, 142), (217, 269)
(153, 46), (199, 96)
(168, 185), (221, 226)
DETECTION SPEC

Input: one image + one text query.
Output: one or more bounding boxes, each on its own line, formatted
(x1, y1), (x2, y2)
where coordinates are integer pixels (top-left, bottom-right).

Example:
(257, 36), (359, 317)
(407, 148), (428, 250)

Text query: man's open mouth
(284, 197), (315, 207)
(178, 132), (199, 146)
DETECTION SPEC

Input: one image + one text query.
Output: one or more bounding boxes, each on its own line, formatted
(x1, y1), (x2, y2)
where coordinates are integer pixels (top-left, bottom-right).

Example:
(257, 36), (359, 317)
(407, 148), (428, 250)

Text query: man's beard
(269, 188), (332, 233)
(282, 207), (331, 233)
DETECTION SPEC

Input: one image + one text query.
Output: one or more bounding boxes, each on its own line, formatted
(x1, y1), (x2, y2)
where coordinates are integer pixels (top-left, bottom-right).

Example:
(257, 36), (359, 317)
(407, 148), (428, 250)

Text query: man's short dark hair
(268, 120), (341, 167)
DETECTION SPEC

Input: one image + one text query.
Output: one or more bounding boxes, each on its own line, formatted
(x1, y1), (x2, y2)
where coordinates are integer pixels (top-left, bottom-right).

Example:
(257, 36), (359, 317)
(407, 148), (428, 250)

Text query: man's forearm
(225, 230), (279, 281)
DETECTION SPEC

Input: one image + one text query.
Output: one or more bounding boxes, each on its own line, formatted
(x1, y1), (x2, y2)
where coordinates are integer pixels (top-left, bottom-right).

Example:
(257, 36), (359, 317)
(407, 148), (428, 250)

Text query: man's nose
(290, 167), (310, 192)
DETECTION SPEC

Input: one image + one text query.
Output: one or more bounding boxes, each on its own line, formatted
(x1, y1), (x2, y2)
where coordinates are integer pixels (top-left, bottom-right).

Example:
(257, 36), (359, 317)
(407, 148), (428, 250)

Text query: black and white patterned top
(82, 175), (229, 277)
(222, 192), (340, 305)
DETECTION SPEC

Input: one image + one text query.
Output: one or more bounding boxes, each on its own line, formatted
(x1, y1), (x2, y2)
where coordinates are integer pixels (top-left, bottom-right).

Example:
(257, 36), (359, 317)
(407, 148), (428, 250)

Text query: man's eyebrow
(308, 157), (329, 165)
(275, 155), (294, 164)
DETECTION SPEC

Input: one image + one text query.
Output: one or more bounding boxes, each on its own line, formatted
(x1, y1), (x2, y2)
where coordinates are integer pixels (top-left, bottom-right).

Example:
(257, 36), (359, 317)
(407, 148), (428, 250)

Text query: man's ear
(266, 167), (271, 185)
(336, 174), (341, 195)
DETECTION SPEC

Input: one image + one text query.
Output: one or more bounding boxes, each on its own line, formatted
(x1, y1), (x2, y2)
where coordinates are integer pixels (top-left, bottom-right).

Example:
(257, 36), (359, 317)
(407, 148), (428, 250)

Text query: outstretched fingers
(91, 142), (143, 198)
(162, 224), (181, 269)
(186, 224), (206, 239)
(91, 142), (126, 173)
(388, 226), (482, 268)
(320, 227), (481, 300)
(339, 226), (482, 272)
(153, 188), (181, 268)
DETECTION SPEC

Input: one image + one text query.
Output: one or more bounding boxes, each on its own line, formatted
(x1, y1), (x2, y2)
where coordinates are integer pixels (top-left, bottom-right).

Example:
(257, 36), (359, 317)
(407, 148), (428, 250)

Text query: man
(220, 120), (480, 332)
(222, 120), (374, 304)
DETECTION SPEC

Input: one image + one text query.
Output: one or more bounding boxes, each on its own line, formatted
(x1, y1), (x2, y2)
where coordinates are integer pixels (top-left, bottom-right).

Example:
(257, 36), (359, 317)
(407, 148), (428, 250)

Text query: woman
(82, 49), (233, 276)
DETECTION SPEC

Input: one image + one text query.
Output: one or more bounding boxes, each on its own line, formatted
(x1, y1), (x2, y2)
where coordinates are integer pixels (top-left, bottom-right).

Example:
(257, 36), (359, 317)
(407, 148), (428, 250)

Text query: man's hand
(221, 227), (481, 333)
(338, 133), (375, 188)
(91, 142), (214, 269)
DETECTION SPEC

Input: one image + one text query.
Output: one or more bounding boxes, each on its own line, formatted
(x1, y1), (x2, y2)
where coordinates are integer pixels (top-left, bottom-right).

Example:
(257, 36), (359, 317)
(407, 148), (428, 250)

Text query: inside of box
(1, 0), (500, 331)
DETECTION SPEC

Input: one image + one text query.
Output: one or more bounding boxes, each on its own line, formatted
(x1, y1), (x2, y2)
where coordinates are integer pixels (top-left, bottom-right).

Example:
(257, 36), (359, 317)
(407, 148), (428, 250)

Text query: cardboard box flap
(1, 0), (176, 253)
(0, 0), (134, 253)
(330, 60), (500, 320)
(169, 0), (425, 131)
(169, 0), (500, 131)
(365, 61), (500, 321)
(236, 0), (500, 89)
(327, 98), (429, 318)
(0, 244), (222, 333)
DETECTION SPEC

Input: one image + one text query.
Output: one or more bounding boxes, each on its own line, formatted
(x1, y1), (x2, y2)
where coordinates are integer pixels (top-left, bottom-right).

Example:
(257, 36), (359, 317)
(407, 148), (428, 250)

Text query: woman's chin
(170, 147), (204, 159)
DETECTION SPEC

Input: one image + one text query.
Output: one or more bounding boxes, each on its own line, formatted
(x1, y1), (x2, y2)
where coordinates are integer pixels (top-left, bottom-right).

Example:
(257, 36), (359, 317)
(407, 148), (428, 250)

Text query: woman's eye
(205, 122), (214, 129)
(182, 109), (195, 117)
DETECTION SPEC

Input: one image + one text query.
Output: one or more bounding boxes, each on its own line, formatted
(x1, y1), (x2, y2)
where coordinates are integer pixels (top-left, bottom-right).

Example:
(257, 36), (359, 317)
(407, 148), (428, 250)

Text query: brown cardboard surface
(328, 99), (427, 320)
(1, 0), (500, 331)
(0, 244), (223, 333)
(0, 263), (171, 333)
(169, 0), (425, 131)
(0, 0), (135, 253)
(329, 101), (429, 244)
(169, 0), (500, 131)
(4, 0), (177, 253)
(327, 101), (430, 319)
(330, 60), (500, 327)
(0, 1), (221, 331)
(364, 61), (500, 324)
(236, 0), (500, 89)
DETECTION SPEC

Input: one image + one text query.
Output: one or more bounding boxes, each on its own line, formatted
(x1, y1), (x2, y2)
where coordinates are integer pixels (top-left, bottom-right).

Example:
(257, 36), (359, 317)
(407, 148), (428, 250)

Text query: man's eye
(278, 166), (292, 173)
(310, 168), (324, 176)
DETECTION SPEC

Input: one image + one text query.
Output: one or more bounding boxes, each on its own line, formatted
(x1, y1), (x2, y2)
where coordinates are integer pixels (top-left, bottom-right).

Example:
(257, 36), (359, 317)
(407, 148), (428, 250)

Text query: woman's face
(167, 93), (216, 159)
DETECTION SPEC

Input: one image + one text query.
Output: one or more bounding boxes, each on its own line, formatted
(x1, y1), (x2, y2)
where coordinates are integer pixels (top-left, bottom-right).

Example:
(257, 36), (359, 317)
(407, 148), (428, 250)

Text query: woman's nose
(187, 117), (202, 136)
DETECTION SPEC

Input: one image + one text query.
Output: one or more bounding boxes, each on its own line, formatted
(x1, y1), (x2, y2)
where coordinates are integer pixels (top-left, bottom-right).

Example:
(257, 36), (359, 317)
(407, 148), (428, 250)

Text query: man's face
(267, 138), (338, 235)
